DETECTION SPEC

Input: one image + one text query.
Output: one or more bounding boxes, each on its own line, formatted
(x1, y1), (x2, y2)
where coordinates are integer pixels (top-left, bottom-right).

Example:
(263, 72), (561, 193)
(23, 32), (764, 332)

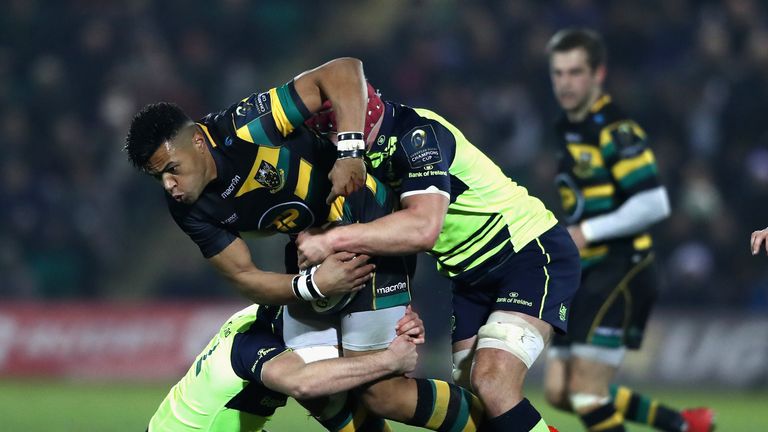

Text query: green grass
(1, 379), (765, 431)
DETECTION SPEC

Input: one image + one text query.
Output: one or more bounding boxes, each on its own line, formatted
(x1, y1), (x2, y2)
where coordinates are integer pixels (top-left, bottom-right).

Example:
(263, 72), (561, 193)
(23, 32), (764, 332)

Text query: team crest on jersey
(573, 152), (594, 178)
(255, 160), (285, 193)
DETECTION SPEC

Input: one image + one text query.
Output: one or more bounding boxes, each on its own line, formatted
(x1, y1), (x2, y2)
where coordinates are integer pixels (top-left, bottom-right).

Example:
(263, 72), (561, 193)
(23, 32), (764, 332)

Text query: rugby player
(297, 73), (580, 432)
(543, 28), (714, 432)
(147, 304), (423, 431)
(126, 58), (483, 432)
(751, 227), (768, 255)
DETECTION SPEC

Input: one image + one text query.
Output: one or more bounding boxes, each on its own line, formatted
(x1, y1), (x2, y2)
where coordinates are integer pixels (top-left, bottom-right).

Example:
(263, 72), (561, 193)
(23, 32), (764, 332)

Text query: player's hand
(312, 252), (374, 296)
(326, 158), (366, 204)
(395, 305), (425, 345)
(751, 228), (768, 255)
(386, 334), (418, 375)
(296, 228), (334, 269)
(567, 225), (587, 250)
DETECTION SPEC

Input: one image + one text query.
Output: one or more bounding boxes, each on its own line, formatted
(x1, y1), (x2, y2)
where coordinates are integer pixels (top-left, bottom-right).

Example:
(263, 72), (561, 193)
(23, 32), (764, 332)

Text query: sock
(314, 393), (391, 432)
(579, 402), (625, 432)
(410, 378), (484, 431)
(481, 398), (549, 432)
(610, 385), (687, 432)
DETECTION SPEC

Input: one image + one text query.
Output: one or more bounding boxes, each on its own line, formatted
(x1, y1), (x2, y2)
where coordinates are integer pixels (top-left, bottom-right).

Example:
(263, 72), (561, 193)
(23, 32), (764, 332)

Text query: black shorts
(552, 249), (658, 349)
(284, 175), (415, 313)
(451, 224), (581, 343)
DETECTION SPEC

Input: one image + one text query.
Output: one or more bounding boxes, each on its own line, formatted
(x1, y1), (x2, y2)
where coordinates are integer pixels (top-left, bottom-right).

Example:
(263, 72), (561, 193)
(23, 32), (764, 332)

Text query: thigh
(568, 250), (658, 349)
(486, 224), (581, 333)
(282, 302), (340, 349)
(341, 305), (406, 352)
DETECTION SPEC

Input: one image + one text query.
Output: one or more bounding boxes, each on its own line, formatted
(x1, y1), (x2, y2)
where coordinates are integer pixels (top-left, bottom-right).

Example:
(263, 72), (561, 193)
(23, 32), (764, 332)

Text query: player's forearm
(581, 186), (670, 243)
(290, 351), (396, 399)
(227, 270), (298, 305)
(330, 209), (439, 255)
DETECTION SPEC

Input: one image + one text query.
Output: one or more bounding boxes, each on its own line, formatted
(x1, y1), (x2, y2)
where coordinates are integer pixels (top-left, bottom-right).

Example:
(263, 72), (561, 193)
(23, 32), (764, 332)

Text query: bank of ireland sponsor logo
(559, 303), (567, 321)
(221, 175), (241, 199)
(496, 291), (533, 307)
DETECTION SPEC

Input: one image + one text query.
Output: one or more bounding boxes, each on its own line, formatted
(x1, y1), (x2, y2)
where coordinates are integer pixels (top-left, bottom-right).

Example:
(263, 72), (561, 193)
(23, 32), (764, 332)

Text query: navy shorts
(552, 248), (658, 349)
(451, 224), (581, 343)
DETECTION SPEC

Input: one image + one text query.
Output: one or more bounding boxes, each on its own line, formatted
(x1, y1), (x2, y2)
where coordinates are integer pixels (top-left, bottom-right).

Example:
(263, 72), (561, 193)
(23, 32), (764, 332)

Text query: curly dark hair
(124, 102), (191, 171)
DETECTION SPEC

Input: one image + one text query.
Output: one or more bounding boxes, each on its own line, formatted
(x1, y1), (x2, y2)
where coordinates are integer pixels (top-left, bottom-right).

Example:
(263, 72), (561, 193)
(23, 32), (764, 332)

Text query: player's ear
(594, 64), (607, 85)
(192, 128), (207, 152)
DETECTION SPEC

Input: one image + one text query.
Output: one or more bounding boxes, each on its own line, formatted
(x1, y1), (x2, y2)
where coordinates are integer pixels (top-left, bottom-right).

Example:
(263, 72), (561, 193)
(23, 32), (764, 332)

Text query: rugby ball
(303, 264), (357, 314)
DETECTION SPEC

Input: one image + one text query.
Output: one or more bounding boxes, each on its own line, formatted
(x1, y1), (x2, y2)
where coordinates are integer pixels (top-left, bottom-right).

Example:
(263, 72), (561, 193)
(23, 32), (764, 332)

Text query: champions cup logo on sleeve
(403, 125), (441, 169)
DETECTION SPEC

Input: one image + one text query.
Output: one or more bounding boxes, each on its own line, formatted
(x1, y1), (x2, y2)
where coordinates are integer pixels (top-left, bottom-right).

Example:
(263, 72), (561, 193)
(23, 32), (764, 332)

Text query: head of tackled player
(304, 81), (385, 148)
(125, 102), (216, 205)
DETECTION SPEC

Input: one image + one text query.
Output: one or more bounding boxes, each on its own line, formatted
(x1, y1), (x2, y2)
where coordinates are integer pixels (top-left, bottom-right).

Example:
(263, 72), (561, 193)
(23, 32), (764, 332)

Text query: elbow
(328, 57), (363, 77)
(286, 380), (322, 400)
(415, 221), (442, 250)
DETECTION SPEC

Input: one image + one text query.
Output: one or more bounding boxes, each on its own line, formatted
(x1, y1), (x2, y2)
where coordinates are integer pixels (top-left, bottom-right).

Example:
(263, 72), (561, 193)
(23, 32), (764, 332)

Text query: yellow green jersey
(367, 102), (557, 279)
(148, 305), (289, 432)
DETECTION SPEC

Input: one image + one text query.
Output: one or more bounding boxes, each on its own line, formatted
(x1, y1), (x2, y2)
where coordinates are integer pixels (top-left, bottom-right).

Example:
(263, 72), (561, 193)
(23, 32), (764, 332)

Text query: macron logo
(221, 175), (241, 199)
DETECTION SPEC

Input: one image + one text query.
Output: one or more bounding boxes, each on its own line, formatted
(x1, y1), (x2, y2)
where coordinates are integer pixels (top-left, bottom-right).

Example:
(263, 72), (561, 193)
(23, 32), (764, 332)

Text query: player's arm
(751, 228), (768, 255)
(208, 237), (374, 304)
(262, 308), (424, 399)
(293, 58), (368, 203)
(296, 193), (449, 267)
(572, 120), (670, 247)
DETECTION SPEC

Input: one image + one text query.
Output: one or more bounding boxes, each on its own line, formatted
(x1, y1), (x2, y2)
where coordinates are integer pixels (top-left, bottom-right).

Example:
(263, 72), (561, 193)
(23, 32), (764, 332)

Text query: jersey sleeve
(392, 122), (453, 199)
(169, 203), (239, 258)
(230, 327), (290, 383)
(230, 80), (313, 146)
(599, 120), (661, 196)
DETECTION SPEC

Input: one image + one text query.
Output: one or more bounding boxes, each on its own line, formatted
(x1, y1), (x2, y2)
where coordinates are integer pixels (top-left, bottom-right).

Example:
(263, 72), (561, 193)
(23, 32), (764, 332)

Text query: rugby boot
(681, 407), (715, 432)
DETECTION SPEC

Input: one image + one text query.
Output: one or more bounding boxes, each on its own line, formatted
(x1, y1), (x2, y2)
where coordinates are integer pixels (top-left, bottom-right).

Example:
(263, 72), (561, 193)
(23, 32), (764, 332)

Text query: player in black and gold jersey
(125, 58), (482, 432)
(544, 29), (714, 432)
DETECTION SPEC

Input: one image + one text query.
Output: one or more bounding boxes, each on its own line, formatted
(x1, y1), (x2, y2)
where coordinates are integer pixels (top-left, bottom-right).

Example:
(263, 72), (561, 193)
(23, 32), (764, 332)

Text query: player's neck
(366, 115), (384, 150)
(566, 88), (603, 123)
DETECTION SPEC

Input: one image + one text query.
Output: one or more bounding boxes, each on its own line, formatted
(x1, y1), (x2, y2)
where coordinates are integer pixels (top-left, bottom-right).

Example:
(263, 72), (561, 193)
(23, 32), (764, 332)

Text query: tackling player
(148, 304), (423, 431)
(297, 74), (580, 432)
(544, 28), (714, 432)
(125, 58), (482, 432)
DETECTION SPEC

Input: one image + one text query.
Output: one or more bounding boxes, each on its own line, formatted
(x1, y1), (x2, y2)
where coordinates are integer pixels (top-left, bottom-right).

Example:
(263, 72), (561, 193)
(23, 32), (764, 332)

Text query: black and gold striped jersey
(555, 95), (661, 266)
(168, 81), (340, 258)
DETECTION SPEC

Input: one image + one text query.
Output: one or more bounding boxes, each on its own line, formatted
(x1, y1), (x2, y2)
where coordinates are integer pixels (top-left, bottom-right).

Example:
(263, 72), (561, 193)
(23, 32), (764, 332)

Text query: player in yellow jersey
(148, 304), (423, 431)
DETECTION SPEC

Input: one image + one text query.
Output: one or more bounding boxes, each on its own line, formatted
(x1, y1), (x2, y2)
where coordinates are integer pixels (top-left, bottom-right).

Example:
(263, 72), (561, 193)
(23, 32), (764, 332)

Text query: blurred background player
(297, 72), (580, 432)
(148, 304), (423, 431)
(543, 28), (714, 432)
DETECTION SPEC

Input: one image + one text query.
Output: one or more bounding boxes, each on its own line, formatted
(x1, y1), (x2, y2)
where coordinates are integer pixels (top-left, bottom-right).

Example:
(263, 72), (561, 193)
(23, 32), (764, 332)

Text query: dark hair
(124, 102), (191, 170)
(546, 28), (606, 71)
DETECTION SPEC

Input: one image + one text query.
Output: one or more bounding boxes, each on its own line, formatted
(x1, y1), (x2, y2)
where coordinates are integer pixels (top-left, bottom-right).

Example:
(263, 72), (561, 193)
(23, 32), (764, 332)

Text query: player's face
(146, 130), (212, 204)
(550, 48), (604, 113)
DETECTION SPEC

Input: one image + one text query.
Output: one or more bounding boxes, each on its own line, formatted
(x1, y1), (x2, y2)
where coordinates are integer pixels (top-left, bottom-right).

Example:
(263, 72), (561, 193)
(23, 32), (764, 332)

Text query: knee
(543, 385), (570, 411)
(357, 377), (413, 420)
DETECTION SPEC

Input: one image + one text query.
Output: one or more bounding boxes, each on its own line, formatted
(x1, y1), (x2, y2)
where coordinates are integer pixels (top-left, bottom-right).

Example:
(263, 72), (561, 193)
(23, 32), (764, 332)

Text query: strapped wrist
(291, 269), (325, 301)
(337, 131), (365, 152)
(337, 149), (364, 159)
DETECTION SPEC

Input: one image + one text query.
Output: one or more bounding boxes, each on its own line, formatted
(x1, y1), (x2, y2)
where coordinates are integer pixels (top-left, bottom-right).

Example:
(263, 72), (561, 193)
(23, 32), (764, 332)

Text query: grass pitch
(1, 379), (764, 431)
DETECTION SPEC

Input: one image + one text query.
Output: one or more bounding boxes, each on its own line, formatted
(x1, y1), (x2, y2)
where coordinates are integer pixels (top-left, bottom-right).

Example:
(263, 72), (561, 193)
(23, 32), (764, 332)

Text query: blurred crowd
(2, 0), (767, 309)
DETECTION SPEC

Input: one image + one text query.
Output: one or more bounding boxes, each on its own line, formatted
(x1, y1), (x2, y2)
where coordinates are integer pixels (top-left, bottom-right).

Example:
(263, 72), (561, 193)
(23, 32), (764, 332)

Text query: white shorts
(282, 303), (406, 352)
